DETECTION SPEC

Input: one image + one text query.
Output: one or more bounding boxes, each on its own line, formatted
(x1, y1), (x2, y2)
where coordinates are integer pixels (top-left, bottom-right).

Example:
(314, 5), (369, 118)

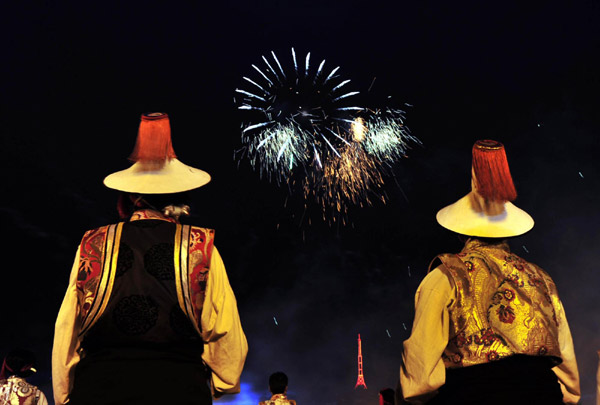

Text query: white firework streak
(235, 88), (267, 102)
(332, 91), (360, 102)
(271, 51), (287, 80)
(252, 64), (274, 87)
(324, 66), (340, 83)
(305, 52), (311, 77)
(262, 55), (283, 85)
(243, 76), (270, 95)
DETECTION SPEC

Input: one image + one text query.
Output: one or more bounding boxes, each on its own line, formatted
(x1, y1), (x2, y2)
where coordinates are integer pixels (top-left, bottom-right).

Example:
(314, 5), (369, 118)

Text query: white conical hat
(103, 113), (211, 194)
(436, 140), (534, 237)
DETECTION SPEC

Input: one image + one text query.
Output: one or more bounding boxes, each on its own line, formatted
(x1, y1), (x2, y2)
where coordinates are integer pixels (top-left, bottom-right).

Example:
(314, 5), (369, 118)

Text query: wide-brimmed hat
(104, 113), (211, 194)
(436, 140), (534, 238)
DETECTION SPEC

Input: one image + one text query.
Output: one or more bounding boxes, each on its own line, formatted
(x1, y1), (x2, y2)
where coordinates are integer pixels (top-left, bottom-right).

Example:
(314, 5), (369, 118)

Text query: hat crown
(472, 139), (517, 202)
(129, 112), (177, 162)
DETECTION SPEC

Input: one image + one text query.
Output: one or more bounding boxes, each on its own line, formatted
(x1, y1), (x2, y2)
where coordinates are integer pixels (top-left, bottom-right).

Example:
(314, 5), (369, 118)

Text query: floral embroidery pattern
(474, 328), (497, 346)
(455, 331), (472, 348)
(496, 305), (516, 324)
(487, 351), (499, 361)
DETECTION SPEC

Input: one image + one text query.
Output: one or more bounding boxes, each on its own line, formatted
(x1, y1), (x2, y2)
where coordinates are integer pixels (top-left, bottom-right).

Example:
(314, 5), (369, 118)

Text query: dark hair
(379, 388), (395, 404)
(268, 371), (288, 394)
(117, 192), (192, 219)
(2, 348), (37, 378)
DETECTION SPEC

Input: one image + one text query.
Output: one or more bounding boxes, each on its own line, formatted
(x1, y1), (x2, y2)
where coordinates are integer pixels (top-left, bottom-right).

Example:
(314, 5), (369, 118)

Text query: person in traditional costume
(52, 113), (248, 405)
(0, 348), (48, 405)
(397, 140), (580, 404)
(259, 371), (297, 405)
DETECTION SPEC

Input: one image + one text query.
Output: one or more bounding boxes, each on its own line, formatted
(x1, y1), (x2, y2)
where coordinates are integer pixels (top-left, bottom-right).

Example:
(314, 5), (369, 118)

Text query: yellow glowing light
(351, 117), (367, 142)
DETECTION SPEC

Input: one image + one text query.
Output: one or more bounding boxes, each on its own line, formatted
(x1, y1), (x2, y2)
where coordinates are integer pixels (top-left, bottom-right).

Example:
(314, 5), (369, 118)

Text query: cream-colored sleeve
(399, 266), (454, 404)
(52, 247), (83, 405)
(201, 247), (248, 396)
(37, 389), (49, 405)
(551, 300), (580, 404)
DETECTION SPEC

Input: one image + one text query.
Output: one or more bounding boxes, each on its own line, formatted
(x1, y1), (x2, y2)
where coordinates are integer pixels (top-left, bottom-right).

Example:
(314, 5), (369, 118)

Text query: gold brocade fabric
(436, 238), (562, 368)
(259, 394), (297, 405)
(0, 377), (44, 405)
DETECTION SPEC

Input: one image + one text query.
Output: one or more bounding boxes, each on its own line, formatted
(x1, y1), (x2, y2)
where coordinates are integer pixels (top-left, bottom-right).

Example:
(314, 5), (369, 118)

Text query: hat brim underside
(436, 194), (534, 238)
(103, 159), (211, 194)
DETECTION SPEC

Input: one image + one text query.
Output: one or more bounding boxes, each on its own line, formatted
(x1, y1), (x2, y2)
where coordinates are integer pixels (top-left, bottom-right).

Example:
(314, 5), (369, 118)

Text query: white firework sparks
(235, 48), (418, 223)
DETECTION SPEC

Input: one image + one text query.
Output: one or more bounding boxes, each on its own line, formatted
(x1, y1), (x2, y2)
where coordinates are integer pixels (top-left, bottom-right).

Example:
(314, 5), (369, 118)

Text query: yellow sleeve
(551, 300), (581, 404)
(52, 246), (83, 405)
(399, 266), (454, 403)
(37, 389), (49, 405)
(200, 247), (248, 395)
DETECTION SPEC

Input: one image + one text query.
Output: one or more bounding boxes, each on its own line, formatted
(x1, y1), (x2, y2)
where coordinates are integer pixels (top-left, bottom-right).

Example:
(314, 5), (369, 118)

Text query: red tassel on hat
(471, 139), (517, 202)
(128, 112), (177, 162)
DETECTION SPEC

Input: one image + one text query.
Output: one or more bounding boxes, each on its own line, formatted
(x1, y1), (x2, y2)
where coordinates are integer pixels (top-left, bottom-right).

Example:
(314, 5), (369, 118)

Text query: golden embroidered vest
(433, 238), (562, 369)
(75, 214), (214, 340)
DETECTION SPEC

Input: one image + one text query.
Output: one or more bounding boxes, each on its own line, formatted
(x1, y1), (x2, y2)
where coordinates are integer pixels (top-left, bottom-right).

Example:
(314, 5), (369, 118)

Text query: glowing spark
(386, 329), (391, 338)
(273, 316), (278, 326)
(407, 265), (411, 277)
(579, 171), (584, 178)
(522, 245), (529, 253)
(402, 323), (407, 330)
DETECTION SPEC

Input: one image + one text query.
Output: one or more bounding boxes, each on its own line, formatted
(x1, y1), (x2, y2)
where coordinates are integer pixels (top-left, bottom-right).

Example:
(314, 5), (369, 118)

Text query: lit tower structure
(355, 334), (367, 389)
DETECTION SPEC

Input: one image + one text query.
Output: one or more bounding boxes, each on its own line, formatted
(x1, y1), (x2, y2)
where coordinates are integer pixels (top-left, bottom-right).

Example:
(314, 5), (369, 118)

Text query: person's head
(379, 388), (394, 405)
(268, 371), (288, 395)
(116, 191), (192, 220)
(0, 348), (37, 379)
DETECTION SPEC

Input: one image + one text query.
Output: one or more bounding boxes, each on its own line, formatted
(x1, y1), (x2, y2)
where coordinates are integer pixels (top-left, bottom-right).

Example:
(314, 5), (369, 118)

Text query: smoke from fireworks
(235, 48), (419, 223)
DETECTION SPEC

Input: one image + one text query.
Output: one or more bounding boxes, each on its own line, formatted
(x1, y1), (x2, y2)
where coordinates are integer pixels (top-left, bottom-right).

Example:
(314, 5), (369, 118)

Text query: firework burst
(235, 48), (419, 223)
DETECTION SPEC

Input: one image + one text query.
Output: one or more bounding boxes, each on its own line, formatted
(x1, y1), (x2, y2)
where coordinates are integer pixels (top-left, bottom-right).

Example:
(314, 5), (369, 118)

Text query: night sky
(2, 1), (599, 404)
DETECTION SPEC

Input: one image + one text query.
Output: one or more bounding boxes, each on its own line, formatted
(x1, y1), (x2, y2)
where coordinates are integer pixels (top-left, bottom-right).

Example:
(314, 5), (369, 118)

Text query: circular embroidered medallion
(145, 243), (175, 280)
(113, 295), (159, 335)
(116, 243), (134, 277)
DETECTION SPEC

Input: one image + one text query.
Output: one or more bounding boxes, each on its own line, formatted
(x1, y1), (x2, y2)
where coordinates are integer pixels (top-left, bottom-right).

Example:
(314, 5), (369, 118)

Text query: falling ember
(273, 316), (279, 326)
(355, 334), (367, 389)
